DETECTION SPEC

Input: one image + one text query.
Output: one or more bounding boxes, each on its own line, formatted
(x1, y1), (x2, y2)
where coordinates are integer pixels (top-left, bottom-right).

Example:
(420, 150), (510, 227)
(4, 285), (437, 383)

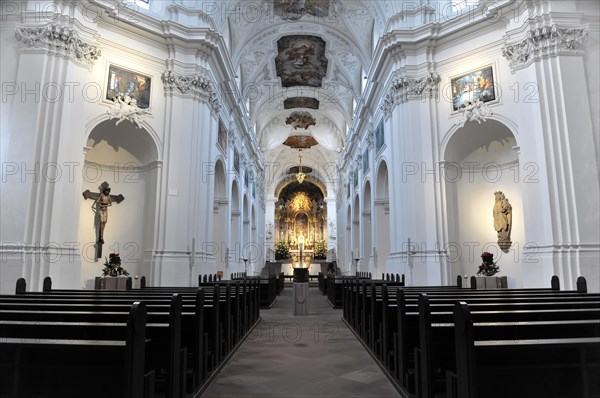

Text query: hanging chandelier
(296, 148), (305, 184)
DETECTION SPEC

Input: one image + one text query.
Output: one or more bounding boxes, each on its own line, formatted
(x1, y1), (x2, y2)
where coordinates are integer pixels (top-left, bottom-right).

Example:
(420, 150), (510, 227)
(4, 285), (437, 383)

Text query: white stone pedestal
(293, 282), (309, 316)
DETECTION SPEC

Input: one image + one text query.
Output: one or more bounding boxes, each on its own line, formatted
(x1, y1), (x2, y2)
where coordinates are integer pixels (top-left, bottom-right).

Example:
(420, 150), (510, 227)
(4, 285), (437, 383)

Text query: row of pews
(342, 275), (600, 398)
(230, 274), (281, 308)
(324, 272), (402, 308)
(0, 276), (261, 398)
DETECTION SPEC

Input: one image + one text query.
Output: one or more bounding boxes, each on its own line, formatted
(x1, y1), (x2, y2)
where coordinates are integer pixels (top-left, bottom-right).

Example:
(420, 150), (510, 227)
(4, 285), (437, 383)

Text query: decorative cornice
(380, 72), (440, 118)
(502, 24), (588, 72)
(162, 70), (221, 113)
(15, 24), (101, 68)
(227, 130), (236, 150)
(366, 129), (375, 150)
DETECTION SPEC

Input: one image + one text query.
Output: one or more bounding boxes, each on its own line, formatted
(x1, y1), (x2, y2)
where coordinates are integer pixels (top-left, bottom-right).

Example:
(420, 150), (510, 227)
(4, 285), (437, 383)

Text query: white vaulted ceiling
(224, 0), (378, 193)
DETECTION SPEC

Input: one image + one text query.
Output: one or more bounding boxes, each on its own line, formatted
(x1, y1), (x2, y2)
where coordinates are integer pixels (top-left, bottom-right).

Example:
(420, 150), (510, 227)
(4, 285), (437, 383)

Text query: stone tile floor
(202, 284), (402, 398)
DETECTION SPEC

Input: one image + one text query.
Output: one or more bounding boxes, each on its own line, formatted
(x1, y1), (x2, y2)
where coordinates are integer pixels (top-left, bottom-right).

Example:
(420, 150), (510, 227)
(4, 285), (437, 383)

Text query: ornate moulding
(502, 24), (588, 72)
(162, 70), (221, 113)
(380, 72), (440, 118)
(15, 24), (101, 68)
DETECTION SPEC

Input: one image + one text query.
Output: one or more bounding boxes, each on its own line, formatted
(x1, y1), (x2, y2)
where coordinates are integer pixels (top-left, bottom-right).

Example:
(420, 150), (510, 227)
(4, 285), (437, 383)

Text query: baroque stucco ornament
(15, 24), (101, 68)
(107, 94), (151, 129)
(162, 70), (221, 113)
(380, 72), (440, 118)
(456, 100), (493, 128)
(502, 24), (588, 72)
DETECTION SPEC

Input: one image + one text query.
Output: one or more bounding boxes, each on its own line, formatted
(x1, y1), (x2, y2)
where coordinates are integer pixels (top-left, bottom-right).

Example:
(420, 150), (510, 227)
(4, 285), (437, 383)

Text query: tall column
(1, 22), (102, 292)
(157, 69), (222, 285)
(502, 22), (599, 291)
(383, 72), (444, 285)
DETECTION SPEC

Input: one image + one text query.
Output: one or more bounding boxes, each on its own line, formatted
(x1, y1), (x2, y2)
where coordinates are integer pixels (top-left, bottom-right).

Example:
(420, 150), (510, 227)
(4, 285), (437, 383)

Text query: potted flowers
(477, 252), (499, 276)
(102, 253), (129, 277)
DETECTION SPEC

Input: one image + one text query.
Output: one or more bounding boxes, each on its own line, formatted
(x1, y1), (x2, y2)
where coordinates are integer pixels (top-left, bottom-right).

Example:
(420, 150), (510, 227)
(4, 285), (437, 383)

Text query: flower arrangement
(477, 252), (499, 276)
(275, 240), (291, 260)
(313, 239), (327, 259)
(102, 253), (129, 277)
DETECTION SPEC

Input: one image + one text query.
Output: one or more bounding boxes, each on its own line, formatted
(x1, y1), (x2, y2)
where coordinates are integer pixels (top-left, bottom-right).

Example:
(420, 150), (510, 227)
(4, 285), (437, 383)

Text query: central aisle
(202, 284), (402, 398)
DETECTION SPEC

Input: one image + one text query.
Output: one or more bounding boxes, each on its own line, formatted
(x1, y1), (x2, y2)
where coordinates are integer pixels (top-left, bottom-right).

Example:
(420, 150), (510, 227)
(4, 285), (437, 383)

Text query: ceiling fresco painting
(273, 0), (330, 21)
(288, 165), (313, 174)
(276, 35), (328, 88)
(283, 135), (319, 149)
(284, 97), (320, 110)
(286, 111), (317, 130)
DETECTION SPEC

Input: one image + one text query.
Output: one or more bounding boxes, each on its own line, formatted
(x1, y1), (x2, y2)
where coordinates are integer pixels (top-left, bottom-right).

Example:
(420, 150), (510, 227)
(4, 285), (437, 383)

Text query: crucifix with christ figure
(82, 181), (125, 260)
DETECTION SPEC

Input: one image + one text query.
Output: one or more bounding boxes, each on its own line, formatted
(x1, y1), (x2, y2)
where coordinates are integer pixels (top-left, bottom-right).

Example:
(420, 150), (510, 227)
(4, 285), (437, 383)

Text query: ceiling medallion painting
(284, 97), (320, 110)
(274, 0), (330, 21)
(275, 35), (328, 88)
(286, 111), (317, 130)
(283, 135), (319, 149)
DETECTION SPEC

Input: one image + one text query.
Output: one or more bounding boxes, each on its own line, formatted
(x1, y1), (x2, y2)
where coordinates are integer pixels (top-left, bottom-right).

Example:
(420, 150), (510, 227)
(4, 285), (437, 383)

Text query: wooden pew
(0, 301), (152, 398)
(452, 301), (600, 398)
(342, 276), (597, 397)
(16, 277), (259, 396)
(417, 292), (600, 398)
(14, 278), (240, 395)
(1, 291), (186, 398)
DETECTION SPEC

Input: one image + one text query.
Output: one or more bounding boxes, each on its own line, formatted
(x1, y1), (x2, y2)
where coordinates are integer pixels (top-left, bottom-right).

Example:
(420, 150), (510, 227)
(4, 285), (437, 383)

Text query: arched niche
(79, 119), (160, 287)
(443, 119), (524, 287)
(250, 205), (258, 274)
(242, 194), (250, 263)
(213, 159), (228, 274)
(363, 181), (373, 273)
(230, 180), (241, 278)
(353, 194), (360, 271)
(375, 160), (390, 275)
(273, 180), (327, 253)
(345, 204), (352, 272)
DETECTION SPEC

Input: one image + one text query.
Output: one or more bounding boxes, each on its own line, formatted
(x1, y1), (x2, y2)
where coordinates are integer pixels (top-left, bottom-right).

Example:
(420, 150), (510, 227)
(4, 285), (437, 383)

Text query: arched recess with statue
(352, 194), (361, 272)
(272, 176), (329, 276)
(345, 204), (352, 274)
(212, 159), (228, 276)
(442, 117), (525, 288)
(362, 180), (373, 274)
(375, 160), (391, 278)
(250, 205), (257, 275)
(242, 194), (250, 270)
(78, 118), (160, 288)
(230, 180), (241, 278)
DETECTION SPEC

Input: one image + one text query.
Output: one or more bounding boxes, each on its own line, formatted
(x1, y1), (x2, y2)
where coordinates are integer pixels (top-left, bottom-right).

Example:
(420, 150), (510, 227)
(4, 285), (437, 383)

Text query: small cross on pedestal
(82, 181), (125, 260)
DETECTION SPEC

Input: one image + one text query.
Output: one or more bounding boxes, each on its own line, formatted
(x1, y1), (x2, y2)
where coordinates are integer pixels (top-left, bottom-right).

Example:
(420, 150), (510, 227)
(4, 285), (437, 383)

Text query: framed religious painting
(233, 149), (240, 174)
(106, 64), (151, 109)
(375, 119), (384, 153)
(362, 148), (369, 174)
(450, 65), (495, 111)
(217, 118), (227, 153)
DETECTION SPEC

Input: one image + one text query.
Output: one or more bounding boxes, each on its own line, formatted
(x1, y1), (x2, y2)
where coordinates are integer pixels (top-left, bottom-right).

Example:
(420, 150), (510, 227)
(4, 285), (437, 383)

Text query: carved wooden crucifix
(82, 181), (125, 260)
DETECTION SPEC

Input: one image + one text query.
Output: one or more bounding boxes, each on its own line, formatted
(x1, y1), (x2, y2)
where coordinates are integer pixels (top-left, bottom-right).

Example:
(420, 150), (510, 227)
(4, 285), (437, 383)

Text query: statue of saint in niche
(493, 191), (512, 252)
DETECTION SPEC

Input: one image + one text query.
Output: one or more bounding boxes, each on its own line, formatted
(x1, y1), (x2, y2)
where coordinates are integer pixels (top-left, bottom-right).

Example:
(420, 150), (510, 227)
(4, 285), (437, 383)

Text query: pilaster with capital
(502, 24), (588, 73)
(15, 23), (102, 69)
(162, 70), (222, 113)
(502, 21), (598, 289)
(380, 72), (440, 119)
